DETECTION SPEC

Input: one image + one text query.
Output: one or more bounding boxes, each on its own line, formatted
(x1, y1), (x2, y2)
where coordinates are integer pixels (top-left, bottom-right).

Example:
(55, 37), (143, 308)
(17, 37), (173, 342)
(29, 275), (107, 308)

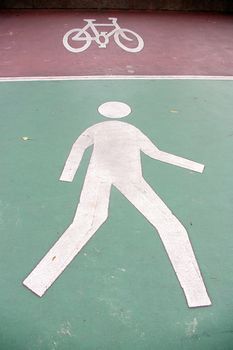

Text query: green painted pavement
(0, 79), (233, 349)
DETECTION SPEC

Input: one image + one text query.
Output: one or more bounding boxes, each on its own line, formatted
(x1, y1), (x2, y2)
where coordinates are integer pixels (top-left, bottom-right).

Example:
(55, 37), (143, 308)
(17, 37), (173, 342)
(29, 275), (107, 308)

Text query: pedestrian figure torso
(85, 121), (146, 180)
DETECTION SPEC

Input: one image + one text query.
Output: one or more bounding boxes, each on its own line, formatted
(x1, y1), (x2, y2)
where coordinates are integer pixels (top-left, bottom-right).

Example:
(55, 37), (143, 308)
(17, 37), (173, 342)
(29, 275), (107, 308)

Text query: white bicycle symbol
(63, 17), (144, 53)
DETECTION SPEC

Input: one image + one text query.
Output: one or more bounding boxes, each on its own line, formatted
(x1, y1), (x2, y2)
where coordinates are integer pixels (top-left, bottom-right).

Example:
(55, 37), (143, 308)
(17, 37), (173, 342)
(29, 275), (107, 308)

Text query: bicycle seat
(83, 18), (96, 22)
(108, 17), (117, 21)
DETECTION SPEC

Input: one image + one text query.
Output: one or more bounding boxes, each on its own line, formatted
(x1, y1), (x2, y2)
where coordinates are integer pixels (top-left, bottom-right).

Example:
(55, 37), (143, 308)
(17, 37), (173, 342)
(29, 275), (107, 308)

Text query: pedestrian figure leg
(23, 174), (112, 297)
(115, 178), (211, 307)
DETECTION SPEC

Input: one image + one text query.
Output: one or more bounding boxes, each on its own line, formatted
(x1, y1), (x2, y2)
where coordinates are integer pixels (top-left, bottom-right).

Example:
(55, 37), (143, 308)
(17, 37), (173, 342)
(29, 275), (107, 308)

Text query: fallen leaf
(21, 136), (30, 141)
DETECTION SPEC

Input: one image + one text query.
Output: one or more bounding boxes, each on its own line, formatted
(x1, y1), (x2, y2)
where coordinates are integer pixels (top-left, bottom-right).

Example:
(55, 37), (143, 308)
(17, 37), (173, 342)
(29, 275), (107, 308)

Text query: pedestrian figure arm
(60, 129), (94, 182)
(140, 133), (204, 173)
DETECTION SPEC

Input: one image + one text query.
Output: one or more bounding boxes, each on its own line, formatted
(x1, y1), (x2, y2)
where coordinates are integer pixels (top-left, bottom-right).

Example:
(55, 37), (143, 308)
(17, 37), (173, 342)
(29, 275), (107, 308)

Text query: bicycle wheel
(63, 28), (91, 53)
(114, 29), (144, 53)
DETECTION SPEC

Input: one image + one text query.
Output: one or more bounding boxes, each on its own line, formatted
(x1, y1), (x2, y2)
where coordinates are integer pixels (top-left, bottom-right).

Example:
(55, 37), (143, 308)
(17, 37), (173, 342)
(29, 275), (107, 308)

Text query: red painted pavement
(0, 10), (233, 77)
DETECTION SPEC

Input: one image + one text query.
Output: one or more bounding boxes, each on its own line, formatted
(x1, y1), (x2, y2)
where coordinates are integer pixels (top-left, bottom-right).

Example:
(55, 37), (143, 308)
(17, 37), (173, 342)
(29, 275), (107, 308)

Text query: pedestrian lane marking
(23, 101), (211, 308)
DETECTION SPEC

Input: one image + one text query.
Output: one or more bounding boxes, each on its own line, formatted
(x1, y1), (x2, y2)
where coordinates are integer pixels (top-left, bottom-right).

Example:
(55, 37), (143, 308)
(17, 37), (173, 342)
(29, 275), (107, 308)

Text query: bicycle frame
(74, 17), (130, 46)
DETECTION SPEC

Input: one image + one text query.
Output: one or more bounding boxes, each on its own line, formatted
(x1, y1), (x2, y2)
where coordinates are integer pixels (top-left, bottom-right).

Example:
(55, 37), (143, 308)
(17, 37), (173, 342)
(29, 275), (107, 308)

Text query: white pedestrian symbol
(63, 17), (144, 53)
(24, 101), (211, 308)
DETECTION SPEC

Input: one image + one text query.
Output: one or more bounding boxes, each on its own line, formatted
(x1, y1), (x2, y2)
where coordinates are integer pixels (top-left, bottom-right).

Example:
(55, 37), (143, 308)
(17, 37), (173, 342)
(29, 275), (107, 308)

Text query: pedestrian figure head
(98, 101), (131, 119)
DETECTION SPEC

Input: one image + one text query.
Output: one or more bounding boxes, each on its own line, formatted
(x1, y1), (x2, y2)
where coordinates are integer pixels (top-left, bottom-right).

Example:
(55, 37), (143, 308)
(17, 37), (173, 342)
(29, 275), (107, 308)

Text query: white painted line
(0, 75), (233, 82)
(24, 102), (211, 307)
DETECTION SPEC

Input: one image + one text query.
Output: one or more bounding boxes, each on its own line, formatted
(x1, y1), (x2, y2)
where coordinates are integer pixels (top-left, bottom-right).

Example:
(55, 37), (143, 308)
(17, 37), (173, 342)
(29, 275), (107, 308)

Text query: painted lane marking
(0, 75), (233, 82)
(23, 101), (211, 308)
(63, 18), (144, 53)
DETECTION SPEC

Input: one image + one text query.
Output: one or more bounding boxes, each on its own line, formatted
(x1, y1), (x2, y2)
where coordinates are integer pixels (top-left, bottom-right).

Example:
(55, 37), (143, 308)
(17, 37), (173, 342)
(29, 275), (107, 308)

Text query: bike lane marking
(62, 18), (144, 53)
(1, 10), (233, 77)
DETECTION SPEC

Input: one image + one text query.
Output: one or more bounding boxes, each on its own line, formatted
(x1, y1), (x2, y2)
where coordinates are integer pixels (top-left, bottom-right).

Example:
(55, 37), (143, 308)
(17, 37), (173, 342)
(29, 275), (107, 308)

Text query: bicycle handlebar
(108, 17), (118, 22)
